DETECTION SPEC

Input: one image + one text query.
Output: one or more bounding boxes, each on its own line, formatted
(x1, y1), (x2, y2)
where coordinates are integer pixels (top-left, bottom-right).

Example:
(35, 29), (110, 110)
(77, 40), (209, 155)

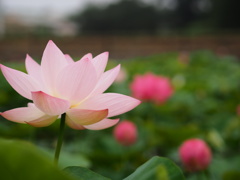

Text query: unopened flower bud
(114, 120), (137, 146)
(179, 138), (212, 171)
(130, 73), (173, 104)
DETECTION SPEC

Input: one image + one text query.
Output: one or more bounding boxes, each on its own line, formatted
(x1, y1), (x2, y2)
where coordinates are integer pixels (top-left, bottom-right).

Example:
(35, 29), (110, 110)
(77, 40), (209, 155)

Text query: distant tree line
(70, 0), (240, 35)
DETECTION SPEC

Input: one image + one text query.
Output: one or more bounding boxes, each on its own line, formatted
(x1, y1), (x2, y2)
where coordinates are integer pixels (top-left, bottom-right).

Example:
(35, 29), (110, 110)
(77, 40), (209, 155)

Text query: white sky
(1, 0), (119, 18)
(1, 0), (161, 17)
(0, 0), (165, 25)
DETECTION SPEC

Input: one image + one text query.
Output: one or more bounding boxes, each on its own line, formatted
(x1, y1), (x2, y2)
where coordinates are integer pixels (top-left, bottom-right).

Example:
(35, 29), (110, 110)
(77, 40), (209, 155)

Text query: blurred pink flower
(0, 40), (140, 130)
(130, 73), (173, 104)
(179, 138), (212, 172)
(114, 120), (137, 146)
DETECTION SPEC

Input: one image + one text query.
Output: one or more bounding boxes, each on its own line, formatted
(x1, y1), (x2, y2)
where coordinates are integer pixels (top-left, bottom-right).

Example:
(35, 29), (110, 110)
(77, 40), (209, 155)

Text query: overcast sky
(1, 0), (161, 17)
(0, 0), (165, 25)
(1, 0), (120, 18)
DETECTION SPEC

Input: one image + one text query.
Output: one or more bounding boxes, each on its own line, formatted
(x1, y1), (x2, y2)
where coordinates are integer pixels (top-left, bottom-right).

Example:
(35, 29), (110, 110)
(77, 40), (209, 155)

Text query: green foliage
(63, 157), (184, 180)
(0, 138), (75, 180)
(64, 166), (110, 180)
(109, 51), (240, 179)
(1, 50), (240, 179)
(124, 156), (185, 180)
(0, 138), (184, 180)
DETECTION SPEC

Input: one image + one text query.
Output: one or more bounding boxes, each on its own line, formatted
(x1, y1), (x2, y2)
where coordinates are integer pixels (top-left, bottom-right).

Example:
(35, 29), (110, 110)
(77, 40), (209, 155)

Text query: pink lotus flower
(0, 40), (140, 130)
(113, 120), (137, 146)
(130, 73), (173, 104)
(179, 138), (212, 171)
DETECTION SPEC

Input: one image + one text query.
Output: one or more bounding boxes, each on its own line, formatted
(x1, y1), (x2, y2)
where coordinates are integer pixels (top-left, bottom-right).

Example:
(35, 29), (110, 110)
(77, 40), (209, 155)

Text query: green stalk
(54, 113), (66, 165)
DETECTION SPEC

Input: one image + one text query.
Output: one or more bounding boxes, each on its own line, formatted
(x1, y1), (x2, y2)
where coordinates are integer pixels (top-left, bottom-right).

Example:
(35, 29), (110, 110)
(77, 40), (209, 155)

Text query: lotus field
(0, 42), (240, 180)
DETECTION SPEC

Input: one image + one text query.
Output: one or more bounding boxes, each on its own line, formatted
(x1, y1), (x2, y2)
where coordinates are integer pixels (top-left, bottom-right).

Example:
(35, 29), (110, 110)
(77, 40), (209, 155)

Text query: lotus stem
(54, 113), (66, 165)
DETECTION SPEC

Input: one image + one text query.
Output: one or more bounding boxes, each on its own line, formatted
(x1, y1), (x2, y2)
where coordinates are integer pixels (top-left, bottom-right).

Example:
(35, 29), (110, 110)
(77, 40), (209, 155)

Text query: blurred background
(0, 0), (240, 62)
(1, 0), (240, 179)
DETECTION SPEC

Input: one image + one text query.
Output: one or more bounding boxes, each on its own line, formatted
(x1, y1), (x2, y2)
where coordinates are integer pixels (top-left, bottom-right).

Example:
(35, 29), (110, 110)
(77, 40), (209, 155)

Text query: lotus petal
(78, 93), (141, 117)
(66, 116), (85, 130)
(0, 64), (41, 100)
(41, 40), (68, 94)
(26, 116), (57, 127)
(90, 64), (120, 96)
(1, 104), (57, 125)
(80, 53), (92, 61)
(32, 91), (70, 116)
(92, 52), (109, 78)
(84, 118), (119, 130)
(66, 108), (108, 125)
(25, 54), (41, 81)
(65, 54), (75, 64)
(56, 58), (98, 104)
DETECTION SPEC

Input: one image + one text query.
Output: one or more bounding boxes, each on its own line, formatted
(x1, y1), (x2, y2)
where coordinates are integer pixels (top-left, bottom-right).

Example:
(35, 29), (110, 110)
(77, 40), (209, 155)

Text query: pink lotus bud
(179, 138), (212, 171)
(130, 73), (173, 104)
(113, 120), (137, 146)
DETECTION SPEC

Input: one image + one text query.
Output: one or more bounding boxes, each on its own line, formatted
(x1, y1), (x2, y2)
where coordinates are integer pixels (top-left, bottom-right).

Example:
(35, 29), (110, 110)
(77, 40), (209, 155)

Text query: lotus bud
(114, 120), (137, 146)
(130, 73), (173, 104)
(179, 138), (212, 171)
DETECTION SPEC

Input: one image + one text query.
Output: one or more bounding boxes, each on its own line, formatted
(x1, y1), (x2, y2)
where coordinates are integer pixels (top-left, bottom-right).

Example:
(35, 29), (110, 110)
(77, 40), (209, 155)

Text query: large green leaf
(123, 156), (185, 180)
(39, 147), (91, 169)
(0, 138), (76, 180)
(64, 166), (110, 180)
